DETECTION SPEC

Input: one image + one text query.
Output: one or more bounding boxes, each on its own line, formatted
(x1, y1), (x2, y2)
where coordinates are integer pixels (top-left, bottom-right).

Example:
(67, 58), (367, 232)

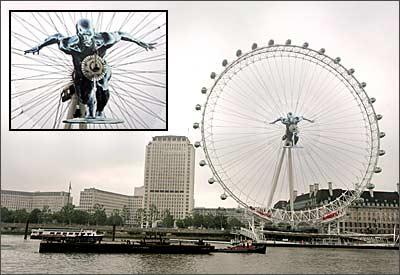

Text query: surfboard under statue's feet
(282, 145), (304, 149)
(63, 117), (124, 124)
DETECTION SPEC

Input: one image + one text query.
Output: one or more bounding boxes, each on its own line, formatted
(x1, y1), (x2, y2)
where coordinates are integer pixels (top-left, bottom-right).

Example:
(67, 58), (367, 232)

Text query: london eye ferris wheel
(193, 39), (385, 225)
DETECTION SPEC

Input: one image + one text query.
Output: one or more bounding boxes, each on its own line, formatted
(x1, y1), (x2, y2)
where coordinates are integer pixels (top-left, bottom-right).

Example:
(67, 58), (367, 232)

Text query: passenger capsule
(208, 178), (215, 184)
(302, 42), (309, 48)
(319, 48), (326, 54)
(193, 122), (199, 129)
(236, 49), (242, 57)
(348, 68), (355, 75)
(195, 104), (201, 111)
(379, 132), (385, 138)
(374, 167), (382, 173)
(334, 57), (341, 64)
(199, 160), (206, 167)
(201, 87), (207, 94)
(210, 72), (216, 79)
(220, 193), (228, 200)
(268, 39), (274, 46)
(359, 82), (367, 88)
(222, 59), (228, 67)
(379, 149), (385, 156)
(251, 43), (258, 50)
(376, 114), (383, 120)
(355, 197), (365, 203)
(194, 141), (201, 148)
(369, 97), (376, 104)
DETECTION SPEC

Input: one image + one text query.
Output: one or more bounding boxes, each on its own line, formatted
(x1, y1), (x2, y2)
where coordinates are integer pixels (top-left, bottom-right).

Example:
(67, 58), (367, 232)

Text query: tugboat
(214, 240), (267, 254)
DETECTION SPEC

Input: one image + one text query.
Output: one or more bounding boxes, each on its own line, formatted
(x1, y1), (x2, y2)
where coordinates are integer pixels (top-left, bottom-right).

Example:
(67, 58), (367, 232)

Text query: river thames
(1, 235), (398, 274)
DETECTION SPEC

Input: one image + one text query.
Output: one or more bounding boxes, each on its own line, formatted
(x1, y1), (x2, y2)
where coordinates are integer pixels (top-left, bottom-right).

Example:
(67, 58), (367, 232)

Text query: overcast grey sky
(1, 1), (398, 208)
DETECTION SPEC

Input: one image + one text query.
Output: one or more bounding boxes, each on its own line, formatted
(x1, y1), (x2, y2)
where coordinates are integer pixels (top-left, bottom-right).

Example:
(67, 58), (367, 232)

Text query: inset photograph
(10, 11), (167, 130)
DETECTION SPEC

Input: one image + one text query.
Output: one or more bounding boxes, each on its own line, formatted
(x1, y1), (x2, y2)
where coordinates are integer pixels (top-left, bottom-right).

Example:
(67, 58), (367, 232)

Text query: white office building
(1, 189), (72, 212)
(143, 136), (195, 221)
(78, 188), (130, 216)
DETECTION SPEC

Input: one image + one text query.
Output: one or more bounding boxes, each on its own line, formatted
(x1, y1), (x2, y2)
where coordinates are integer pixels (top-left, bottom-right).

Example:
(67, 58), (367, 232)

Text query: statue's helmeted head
(287, 112), (293, 118)
(76, 19), (94, 47)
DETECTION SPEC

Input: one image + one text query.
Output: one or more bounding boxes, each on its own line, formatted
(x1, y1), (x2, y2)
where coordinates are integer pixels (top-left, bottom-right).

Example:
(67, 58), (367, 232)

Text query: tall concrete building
(1, 190), (72, 212)
(78, 188), (130, 216)
(143, 136), (195, 221)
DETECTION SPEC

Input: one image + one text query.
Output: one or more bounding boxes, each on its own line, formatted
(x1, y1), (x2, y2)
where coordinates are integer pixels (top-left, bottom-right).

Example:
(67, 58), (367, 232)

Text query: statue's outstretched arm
(302, 117), (315, 123)
(270, 117), (283, 124)
(117, 32), (156, 50)
(24, 33), (64, 55)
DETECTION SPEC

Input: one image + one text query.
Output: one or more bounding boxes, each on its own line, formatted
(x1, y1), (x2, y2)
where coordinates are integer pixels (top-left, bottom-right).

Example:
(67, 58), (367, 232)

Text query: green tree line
(1, 205), (244, 229)
(175, 212), (244, 230)
(1, 204), (125, 226)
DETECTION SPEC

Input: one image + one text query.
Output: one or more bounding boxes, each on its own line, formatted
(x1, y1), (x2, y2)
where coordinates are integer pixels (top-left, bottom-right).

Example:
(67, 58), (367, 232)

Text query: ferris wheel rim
(199, 42), (381, 224)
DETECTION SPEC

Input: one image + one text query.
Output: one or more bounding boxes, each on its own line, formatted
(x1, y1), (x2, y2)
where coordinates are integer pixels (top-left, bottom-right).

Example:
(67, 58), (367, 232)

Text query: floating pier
(264, 241), (399, 250)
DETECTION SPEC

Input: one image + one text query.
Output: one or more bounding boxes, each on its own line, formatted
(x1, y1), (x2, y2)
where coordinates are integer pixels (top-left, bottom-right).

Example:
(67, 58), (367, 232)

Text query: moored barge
(39, 240), (215, 254)
(38, 231), (215, 254)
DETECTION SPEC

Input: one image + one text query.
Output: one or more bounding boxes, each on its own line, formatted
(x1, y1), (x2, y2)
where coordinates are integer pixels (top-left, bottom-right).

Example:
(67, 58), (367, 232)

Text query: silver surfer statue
(24, 18), (156, 119)
(270, 112), (315, 146)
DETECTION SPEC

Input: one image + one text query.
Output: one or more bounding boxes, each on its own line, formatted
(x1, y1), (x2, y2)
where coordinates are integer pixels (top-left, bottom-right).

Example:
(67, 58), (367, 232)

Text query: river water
(1, 235), (399, 274)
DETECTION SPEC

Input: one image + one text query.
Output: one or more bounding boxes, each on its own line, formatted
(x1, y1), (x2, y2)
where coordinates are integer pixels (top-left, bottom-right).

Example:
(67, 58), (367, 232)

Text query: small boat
(214, 242), (267, 254)
(31, 228), (104, 243)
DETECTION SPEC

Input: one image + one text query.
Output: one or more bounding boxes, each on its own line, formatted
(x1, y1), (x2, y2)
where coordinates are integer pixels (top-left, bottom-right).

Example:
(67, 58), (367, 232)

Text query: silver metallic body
(25, 18), (155, 118)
